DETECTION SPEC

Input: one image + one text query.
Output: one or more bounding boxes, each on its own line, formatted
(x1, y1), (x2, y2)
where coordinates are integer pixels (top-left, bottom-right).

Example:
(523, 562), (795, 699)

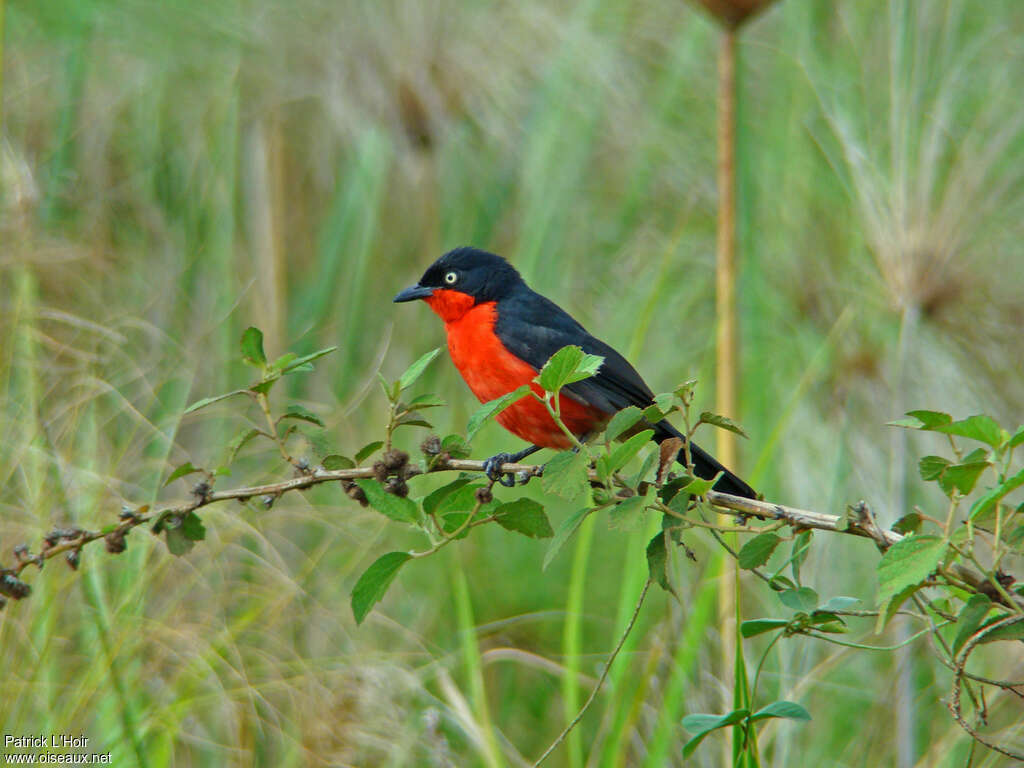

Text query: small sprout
(421, 435), (441, 456)
(13, 544), (29, 561)
(192, 481), (212, 500)
(296, 457), (311, 473)
(119, 504), (137, 520)
(262, 495), (275, 509)
(65, 549), (81, 570)
(475, 486), (493, 505)
(105, 530), (128, 554)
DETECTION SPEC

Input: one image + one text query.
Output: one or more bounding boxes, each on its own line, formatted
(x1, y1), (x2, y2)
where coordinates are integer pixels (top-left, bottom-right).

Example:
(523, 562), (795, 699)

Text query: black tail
(653, 422), (757, 499)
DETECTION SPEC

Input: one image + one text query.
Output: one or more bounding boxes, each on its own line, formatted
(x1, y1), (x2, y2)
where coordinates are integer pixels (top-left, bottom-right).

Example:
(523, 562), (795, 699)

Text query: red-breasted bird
(394, 247), (756, 498)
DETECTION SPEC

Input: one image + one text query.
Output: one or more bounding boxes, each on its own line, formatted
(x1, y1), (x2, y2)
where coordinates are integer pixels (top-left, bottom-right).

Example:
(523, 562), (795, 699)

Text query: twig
(532, 579), (652, 767)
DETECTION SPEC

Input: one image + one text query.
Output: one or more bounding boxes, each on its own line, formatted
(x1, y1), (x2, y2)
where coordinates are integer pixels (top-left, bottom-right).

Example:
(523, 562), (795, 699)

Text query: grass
(2, 0), (1024, 765)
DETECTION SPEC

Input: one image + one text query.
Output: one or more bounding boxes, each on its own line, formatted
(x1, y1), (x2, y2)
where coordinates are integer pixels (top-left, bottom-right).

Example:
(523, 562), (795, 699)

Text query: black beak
(393, 284), (434, 303)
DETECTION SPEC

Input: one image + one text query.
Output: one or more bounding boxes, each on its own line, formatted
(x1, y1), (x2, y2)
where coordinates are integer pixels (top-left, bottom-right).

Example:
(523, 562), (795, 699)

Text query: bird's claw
(483, 453), (517, 487)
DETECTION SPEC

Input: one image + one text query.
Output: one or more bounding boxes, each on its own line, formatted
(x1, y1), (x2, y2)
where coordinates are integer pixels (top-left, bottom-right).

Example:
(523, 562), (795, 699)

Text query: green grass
(2, 0), (1024, 765)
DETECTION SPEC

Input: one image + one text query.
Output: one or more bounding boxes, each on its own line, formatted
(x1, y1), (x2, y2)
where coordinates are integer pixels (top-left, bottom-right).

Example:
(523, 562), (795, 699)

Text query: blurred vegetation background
(2, 0), (1023, 765)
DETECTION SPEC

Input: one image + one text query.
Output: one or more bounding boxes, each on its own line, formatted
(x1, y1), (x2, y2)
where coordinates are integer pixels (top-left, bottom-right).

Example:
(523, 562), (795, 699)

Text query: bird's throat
(423, 289), (476, 324)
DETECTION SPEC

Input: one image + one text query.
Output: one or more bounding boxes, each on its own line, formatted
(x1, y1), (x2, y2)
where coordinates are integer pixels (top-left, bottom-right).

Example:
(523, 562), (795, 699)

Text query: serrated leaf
(494, 499), (553, 538)
(935, 414), (1005, 449)
(351, 551), (411, 625)
(888, 410), (952, 430)
(605, 406), (644, 443)
(181, 511), (206, 541)
(183, 389), (249, 414)
(405, 394), (447, 410)
(542, 450), (590, 501)
(435, 484), (485, 517)
(681, 709), (750, 758)
(698, 411), (748, 439)
(164, 524), (194, 556)
(877, 535), (946, 606)
(278, 347), (337, 375)
(608, 493), (647, 531)
(164, 462), (202, 487)
(322, 454), (354, 470)
(779, 587), (819, 613)
(537, 345), (582, 392)
(466, 385), (532, 442)
(643, 393), (676, 422)
(440, 434), (471, 459)
(225, 428), (261, 464)
(241, 327), (267, 368)
(740, 619), (790, 638)
(422, 478), (473, 516)
(943, 460), (990, 496)
(646, 532), (675, 595)
(398, 348), (441, 391)
(355, 441), (384, 464)
(919, 455), (951, 482)
(952, 593), (993, 656)
(681, 474), (717, 496)
(279, 404), (324, 428)
(544, 508), (591, 570)
(969, 467), (1024, 521)
(738, 533), (781, 570)
(354, 479), (418, 524)
(750, 701), (811, 723)
(605, 430), (654, 474)
(892, 512), (922, 535)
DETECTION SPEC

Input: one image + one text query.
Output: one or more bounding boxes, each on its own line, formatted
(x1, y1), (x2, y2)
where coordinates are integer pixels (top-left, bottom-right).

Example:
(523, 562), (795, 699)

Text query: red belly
(434, 298), (606, 449)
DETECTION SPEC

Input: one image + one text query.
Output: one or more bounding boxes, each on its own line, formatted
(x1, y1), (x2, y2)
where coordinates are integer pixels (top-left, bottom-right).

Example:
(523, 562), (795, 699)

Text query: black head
(393, 247), (524, 304)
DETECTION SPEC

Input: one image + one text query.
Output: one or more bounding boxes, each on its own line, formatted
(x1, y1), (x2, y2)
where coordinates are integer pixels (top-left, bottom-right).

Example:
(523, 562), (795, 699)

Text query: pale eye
(444, 271), (458, 285)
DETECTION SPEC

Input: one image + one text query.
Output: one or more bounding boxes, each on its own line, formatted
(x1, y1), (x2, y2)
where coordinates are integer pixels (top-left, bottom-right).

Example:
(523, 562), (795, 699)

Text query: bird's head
(393, 246), (523, 322)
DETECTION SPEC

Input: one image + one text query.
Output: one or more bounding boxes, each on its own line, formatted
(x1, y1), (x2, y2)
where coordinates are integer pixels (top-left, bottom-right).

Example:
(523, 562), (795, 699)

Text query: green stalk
(561, 512), (596, 768)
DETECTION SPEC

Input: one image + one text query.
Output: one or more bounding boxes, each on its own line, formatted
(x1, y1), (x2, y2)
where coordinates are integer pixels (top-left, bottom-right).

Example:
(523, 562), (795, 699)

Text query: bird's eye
(444, 271), (458, 285)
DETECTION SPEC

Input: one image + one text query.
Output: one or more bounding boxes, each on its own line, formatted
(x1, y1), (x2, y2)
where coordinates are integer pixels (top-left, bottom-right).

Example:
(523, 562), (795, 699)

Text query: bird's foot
(483, 453), (517, 487)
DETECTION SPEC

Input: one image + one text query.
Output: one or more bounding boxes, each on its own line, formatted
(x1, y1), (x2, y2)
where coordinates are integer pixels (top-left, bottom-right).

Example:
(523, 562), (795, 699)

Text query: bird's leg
(484, 445), (542, 487)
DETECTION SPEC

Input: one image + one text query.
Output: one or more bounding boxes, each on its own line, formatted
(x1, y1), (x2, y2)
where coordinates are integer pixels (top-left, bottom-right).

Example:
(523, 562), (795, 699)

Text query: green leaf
(674, 379), (697, 402)
(935, 414), (1005, 449)
(164, 524), (194, 556)
(969, 467), (1024, 521)
(249, 374), (280, 395)
(466, 385), (532, 442)
(738, 533), (781, 570)
(398, 348), (441, 391)
(953, 594), (993, 656)
(750, 701), (811, 723)
(698, 411), (749, 439)
(322, 454), (354, 470)
(183, 389), (249, 414)
(164, 462), (202, 487)
(779, 587), (819, 613)
(436, 485), (487, 517)
(888, 410), (952, 430)
(423, 478), (473, 516)
(277, 347), (337, 375)
(494, 499), (553, 538)
(643, 393), (676, 422)
(680, 475), (717, 496)
(404, 393), (447, 410)
(605, 430), (654, 474)
(608, 493), (647, 531)
(877, 535), (946, 606)
(225, 428), (261, 464)
(279, 404), (325, 428)
(819, 596), (861, 613)
(681, 709), (750, 758)
(791, 530), (812, 584)
(541, 450), (590, 501)
(740, 619), (790, 638)
(355, 441), (384, 464)
(354, 479), (418, 524)
(351, 551), (411, 625)
(876, 583), (923, 633)
(1009, 425), (1024, 450)
(918, 455), (951, 482)
(943, 460), (990, 496)
(646, 532), (674, 594)
(392, 412), (432, 430)
(977, 615), (1024, 644)
(605, 406), (644, 443)
(892, 512), (922, 535)
(538, 345), (582, 392)
(181, 511), (206, 541)
(440, 434), (471, 459)
(241, 327), (267, 368)
(544, 508), (591, 570)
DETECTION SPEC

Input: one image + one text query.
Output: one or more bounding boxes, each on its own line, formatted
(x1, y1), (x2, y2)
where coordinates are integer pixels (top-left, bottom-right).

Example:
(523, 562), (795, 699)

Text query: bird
(393, 246), (757, 499)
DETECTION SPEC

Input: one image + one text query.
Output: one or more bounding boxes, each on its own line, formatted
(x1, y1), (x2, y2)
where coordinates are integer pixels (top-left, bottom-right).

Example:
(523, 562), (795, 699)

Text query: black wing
(494, 287), (655, 414)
